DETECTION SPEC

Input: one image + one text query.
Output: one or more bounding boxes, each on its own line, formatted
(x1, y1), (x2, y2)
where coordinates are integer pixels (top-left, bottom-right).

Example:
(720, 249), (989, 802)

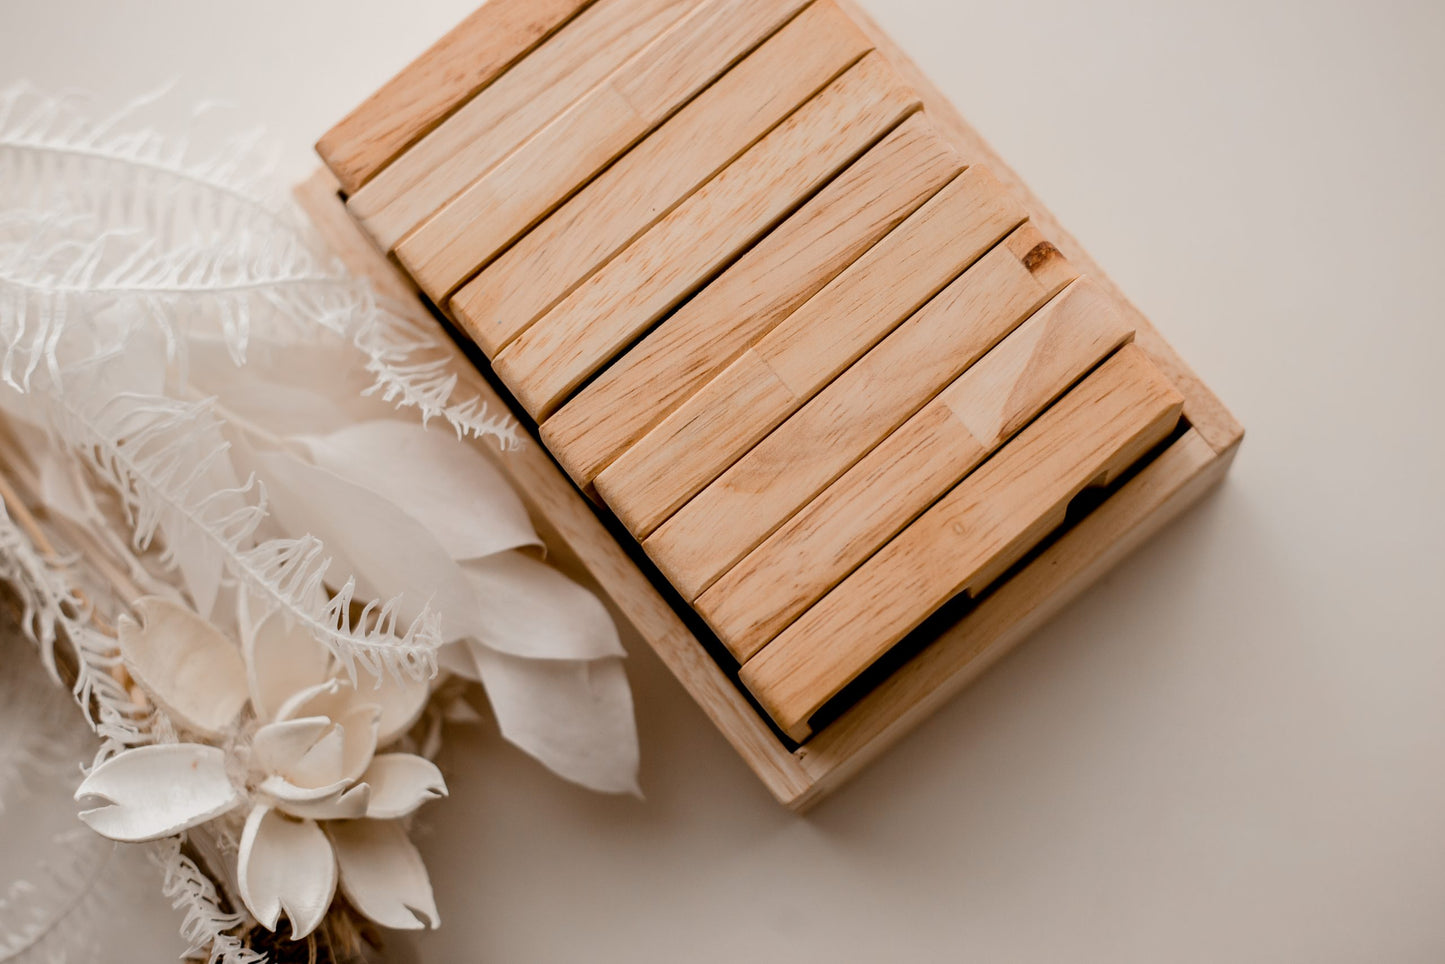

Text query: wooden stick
(648, 222), (1079, 604)
(315, 0), (598, 195)
(396, 0), (813, 300)
(450, 0), (874, 359)
(595, 163), (1025, 538)
(698, 276), (1134, 661)
(489, 50), (920, 417)
(539, 112), (960, 491)
(348, 0), (695, 251)
(0, 463), (57, 558)
(740, 344), (1184, 740)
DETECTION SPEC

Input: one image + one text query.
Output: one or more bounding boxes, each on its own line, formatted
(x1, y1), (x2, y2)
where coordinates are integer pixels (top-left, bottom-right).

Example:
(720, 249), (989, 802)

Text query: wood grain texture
(396, 0), (812, 300)
(595, 163), (1024, 538)
(538, 112), (960, 491)
(450, 1), (872, 358)
(307, 0), (1242, 811)
(315, 0), (597, 196)
(294, 170), (817, 805)
(490, 51), (920, 416)
(741, 344), (1185, 740)
(699, 276), (1135, 661)
(649, 222), (1077, 604)
(348, 0), (693, 251)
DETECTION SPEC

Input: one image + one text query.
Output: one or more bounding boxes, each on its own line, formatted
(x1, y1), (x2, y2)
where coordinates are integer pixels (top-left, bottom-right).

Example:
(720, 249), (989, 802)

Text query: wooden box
(303, 0), (1243, 811)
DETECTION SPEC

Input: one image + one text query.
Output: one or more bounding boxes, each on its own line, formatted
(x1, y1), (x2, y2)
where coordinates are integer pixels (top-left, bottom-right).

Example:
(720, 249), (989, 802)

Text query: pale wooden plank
(396, 0), (812, 300)
(740, 344), (1185, 740)
(349, 0), (697, 252)
(698, 276), (1135, 662)
(316, 0), (598, 196)
(451, 1), (873, 358)
(539, 112), (961, 490)
(649, 222), (1079, 604)
(489, 50), (920, 416)
(595, 162), (1025, 538)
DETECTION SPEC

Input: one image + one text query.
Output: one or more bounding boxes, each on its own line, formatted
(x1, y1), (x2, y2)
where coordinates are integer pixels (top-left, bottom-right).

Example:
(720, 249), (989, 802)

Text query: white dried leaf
(242, 602), (334, 723)
(462, 551), (625, 662)
(360, 754), (447, 819)
(273, 681), (380, 787)
(237, 805), (337, 940)
(117, 596), (248, 738)
(328, 818), (438, 931)
(252, 444), (485, 642)
(460, 643), (640, 796)
(75, 744), (241, 842)
(298, 419), (538, 562)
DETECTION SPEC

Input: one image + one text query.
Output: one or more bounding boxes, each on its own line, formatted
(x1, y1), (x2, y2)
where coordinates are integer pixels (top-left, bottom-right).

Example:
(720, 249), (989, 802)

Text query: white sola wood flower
(74, 596), (445, 939)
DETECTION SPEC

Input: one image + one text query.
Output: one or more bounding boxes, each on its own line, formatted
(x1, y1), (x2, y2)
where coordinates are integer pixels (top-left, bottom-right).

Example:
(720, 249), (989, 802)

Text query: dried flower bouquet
(0, 83), (640, 963)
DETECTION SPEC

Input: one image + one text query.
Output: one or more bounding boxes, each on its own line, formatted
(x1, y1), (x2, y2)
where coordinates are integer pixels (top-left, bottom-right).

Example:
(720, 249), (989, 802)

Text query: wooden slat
(699, 277), (1134, 661)
(348, 0), (696, 252)
(595, 163), (1025, 537)
(489, 50), (920, 416)
(396, 0), (812, 300)
(740, 344), (1184, 740)
(316, 0), (598, 196)
(539, 113), (960, 491)
(451, 1), (872, 359)
(648, 222), (1078, 603)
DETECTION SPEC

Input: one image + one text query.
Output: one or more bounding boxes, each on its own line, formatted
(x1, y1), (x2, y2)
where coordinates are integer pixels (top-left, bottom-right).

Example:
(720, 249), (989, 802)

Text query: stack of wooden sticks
(316, 0), (1229, 752)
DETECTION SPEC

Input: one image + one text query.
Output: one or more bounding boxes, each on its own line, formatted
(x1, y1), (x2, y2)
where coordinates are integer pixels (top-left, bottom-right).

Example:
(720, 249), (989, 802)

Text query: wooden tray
(302, 0), (1243, 811)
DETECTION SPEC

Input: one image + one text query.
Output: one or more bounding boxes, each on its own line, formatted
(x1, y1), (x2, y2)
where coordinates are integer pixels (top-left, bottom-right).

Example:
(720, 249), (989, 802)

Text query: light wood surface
(395, 0), (812, 300)
(699, 276), (1134, 660)
(490, 51), (919, 417)
(649, 222), (1077, 603)
(297, 0), (1243, 813)
(315, 0), (596, 196)
(741, 345), (1184, 739)
(596, 163), (1023, 537)
(450, 1), (872, 359)
(348, 0), (694, 252)
(539, 112), (960, 490)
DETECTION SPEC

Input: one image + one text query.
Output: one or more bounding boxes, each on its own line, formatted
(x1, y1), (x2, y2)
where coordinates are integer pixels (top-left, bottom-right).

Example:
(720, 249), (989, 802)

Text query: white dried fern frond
(241, 535), (443, 682)
(355, 308), (523, 448)
(0, 209), (366, 389)
(0, 490), (76, 681)
(42, 385), (443, 681)
(0, 82), (372, 383)
(0, 499), (151, 755)
(0, 82), (288, 239)
(0, 80), (520, 449)
(152, 837), (265, 964)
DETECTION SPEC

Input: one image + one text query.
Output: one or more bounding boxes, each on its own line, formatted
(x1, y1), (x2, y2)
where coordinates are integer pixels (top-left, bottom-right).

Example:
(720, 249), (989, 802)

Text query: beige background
(3, 0), (1443, 961)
